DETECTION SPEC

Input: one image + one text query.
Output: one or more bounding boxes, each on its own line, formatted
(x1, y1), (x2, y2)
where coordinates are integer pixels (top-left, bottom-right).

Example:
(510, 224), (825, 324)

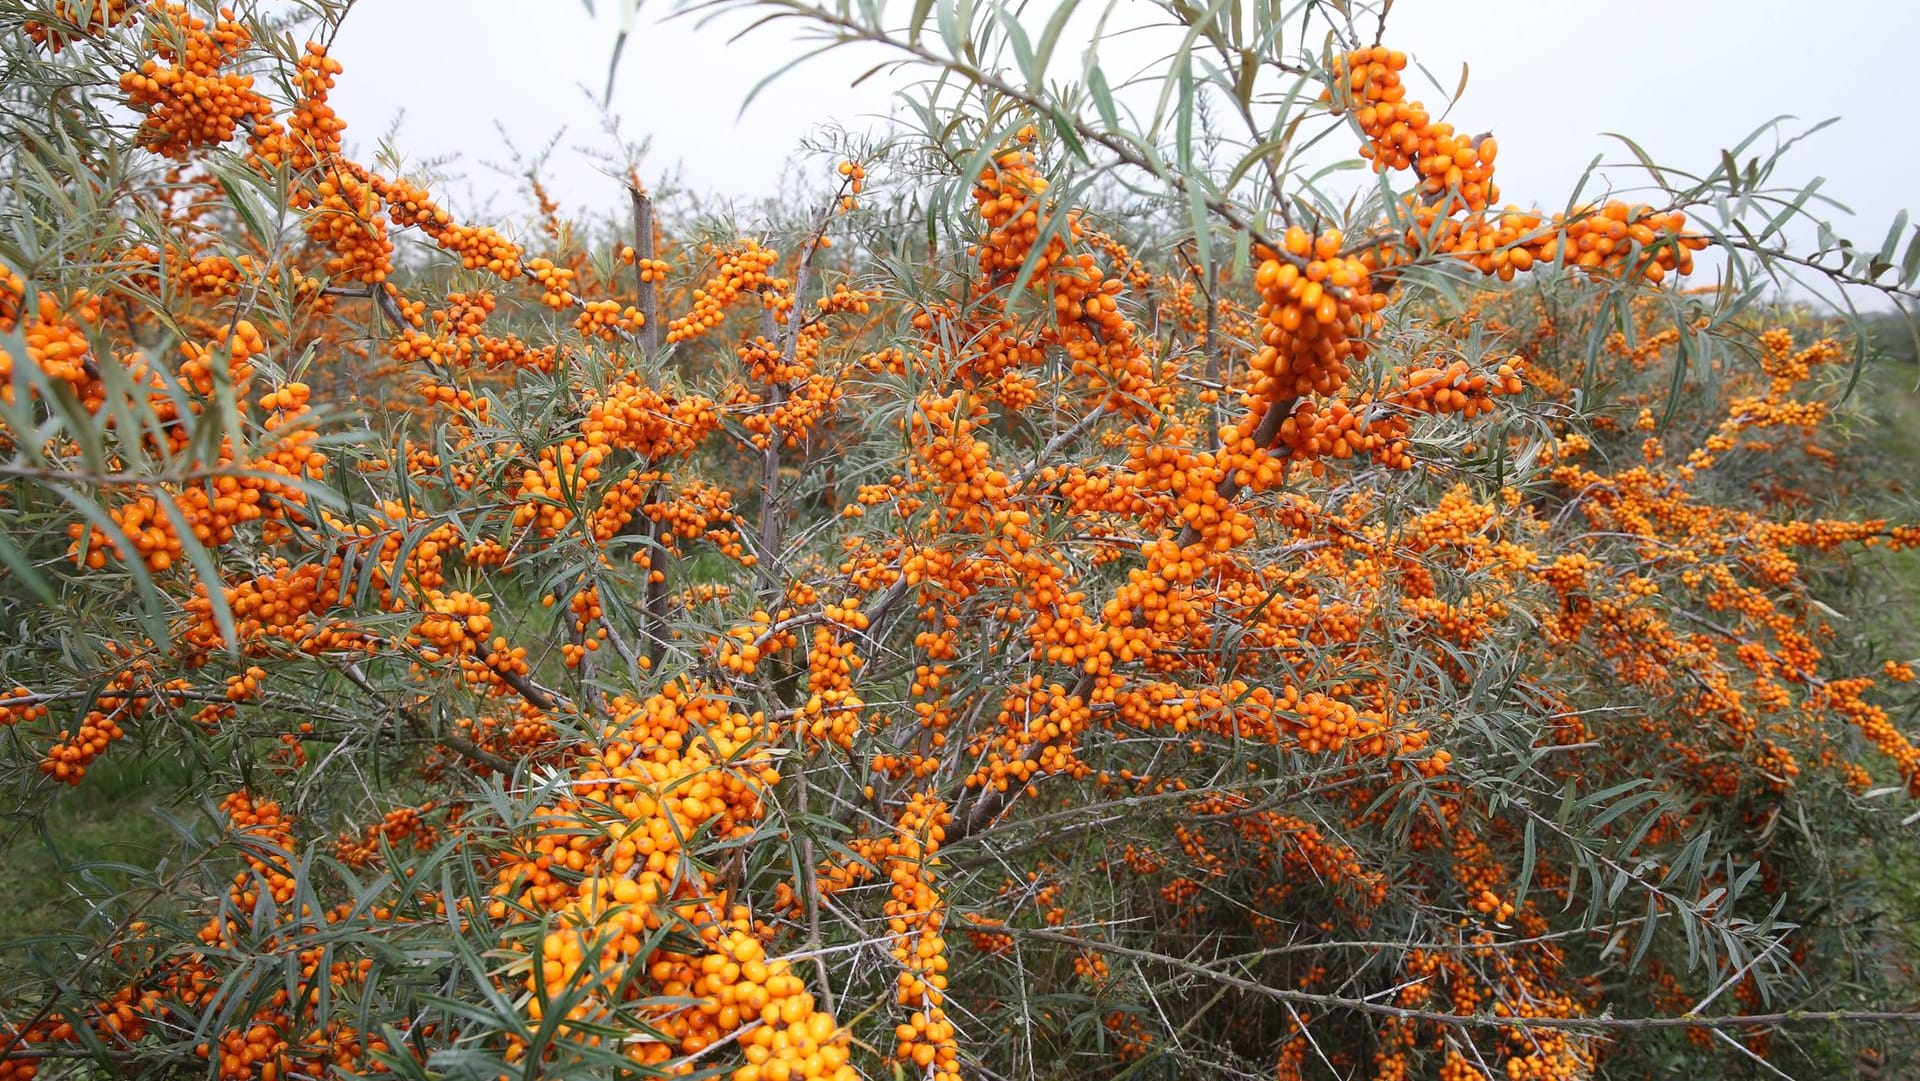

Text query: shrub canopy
(2, 2), (1920, 1080)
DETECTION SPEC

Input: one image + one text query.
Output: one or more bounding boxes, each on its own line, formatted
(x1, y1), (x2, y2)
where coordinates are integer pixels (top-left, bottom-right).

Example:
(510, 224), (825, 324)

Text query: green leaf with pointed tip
(602, 32), (628, 106)
(1175, 54), (1195, 175)
(1901, 226), (1920, 288)
(1051, 106), (1089, 164)
(215, 170), (272, 247)
(601, 0), (645, 105)
(1186, 183), (1212, 280)
(1727, 115), (1794, 160)
(1087, 63), (1119, 133)
(1515, 816), (1537, 905)
(1149, 0), (1230, 139)
(1030, 0), (1080, 93)
(1718, 149), (1742, 194)
(1223, 133), (1295, 194)
(1233, 46), (1258, 108)
(1758, 176), (1823, 244)
(0, 528), (56, 606)
(995, 3), (1034, 83)
(1603, 131), (1669, 191)
(1009, 174), (1095, 297)
(937, 0), (967, 61)
(1877, 209), (1909, 268)
(737, 40), (845, 119)
(151, 492), (238, 655)
(907, 0), (935, 45)
(46, 482), (171, 645)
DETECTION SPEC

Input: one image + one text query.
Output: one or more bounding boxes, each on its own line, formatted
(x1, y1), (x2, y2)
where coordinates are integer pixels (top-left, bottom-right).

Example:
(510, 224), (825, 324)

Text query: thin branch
(1001, 926), (1920, 1033)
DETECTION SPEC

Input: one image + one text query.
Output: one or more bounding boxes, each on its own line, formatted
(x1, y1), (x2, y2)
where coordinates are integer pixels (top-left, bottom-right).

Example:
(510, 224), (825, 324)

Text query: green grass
(0, 753), (195, 939)
(1845, 351), (1920, 1077)
(1850, 352), (1920, 659)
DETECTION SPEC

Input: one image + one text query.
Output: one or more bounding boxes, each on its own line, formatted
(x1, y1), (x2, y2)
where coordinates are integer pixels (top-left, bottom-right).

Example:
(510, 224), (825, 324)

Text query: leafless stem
(628, 182), (661, 357)
(642, 480), (673, 665)
(1175, 395), (1292, 548)
(1000, 925), (1920, 1033)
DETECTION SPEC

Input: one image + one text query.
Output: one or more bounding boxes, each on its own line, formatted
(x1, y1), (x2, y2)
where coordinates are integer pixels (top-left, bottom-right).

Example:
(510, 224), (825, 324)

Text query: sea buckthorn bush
(2, 2), (1920, 1079)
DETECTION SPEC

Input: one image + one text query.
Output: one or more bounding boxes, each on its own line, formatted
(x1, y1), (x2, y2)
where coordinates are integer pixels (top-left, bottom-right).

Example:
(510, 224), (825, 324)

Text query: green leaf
(1602, 131), (1670, 191)
(1009, 174), (1095, 296)
(1757, 175), (1823, 244)
(907, 0), (935, 44)
(937, 0), (967, 61)
(151, 490), (238, 654)
(1051, 106), (1089, 164)
(737, 40), (846, 119)
(46, 482), (171, 645)
(1031, 0), (1080, 94)
(1727, 115), (1794, 162)
(1876, 208), (1909, 268)
(1515, 817), (1537, 906)
(1187, 182), (1212, 281)
(600, 0), (645, 105)
(1629, 895), (1661, 973)
(1660, 297), (1693, 433)
(1900, 226), (1920, 288)
(214, 169), (272, 247)
(1233, 47), (1258, 109)
(994, 3), (1034, 85)
(1175, 54), (1195, 176)
(0, 528), (57, 606)
(1223, 133), (1295, 194)
(1087, 63), (1120, 133)
(602, 31), (629, 107)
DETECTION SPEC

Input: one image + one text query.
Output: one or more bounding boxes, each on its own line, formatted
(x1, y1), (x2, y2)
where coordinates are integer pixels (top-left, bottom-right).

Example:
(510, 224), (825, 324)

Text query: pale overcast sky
(328, 0), (1919, 304)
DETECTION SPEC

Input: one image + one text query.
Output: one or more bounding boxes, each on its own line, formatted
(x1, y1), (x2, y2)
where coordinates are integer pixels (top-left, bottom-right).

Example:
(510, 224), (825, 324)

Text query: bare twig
(1001, 926), (1920, 1033)
(628, 182), (662, 357)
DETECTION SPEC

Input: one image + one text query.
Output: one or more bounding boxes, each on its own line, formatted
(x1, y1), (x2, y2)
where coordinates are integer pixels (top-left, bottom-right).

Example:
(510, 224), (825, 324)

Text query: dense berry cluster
(24, 0), (137, 51)
(118, 5), (271, 159)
